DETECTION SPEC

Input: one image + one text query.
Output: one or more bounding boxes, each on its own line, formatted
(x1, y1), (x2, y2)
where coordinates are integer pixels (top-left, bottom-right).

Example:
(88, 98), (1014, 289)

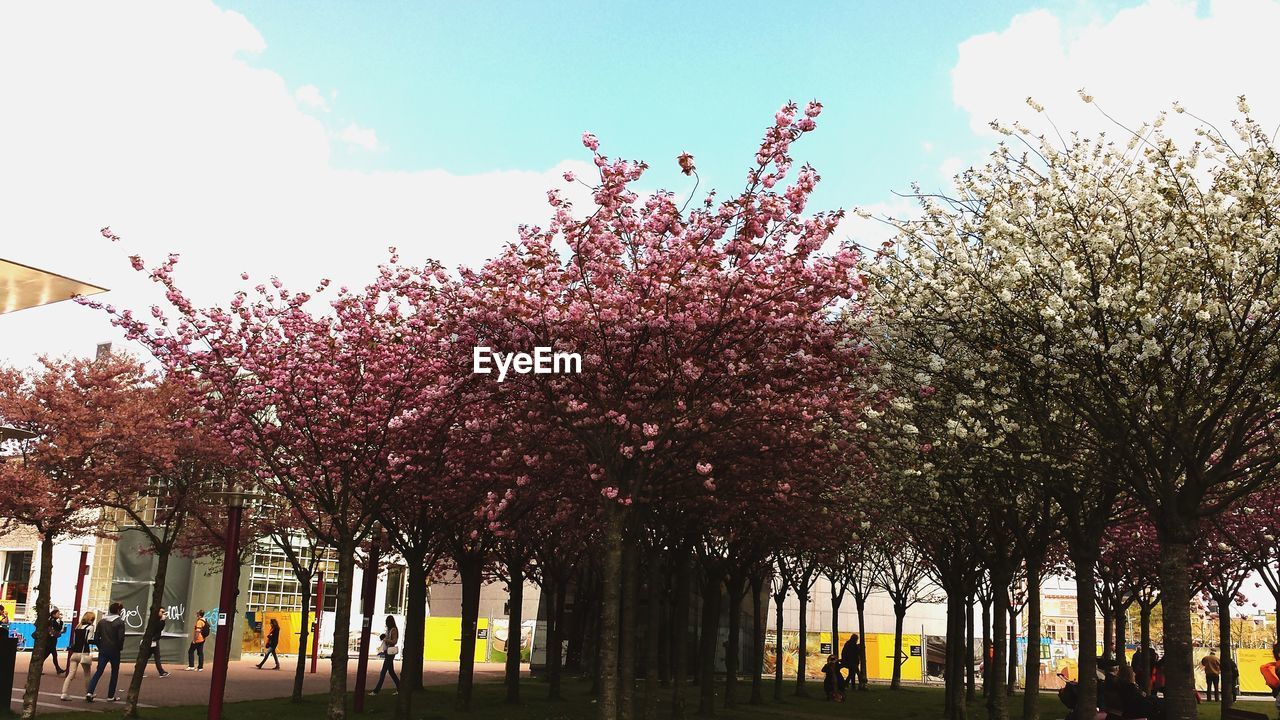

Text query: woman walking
(38, 607), (66, 675)
(60, 611), (95, 701)
(370, 616), (400, 695)
(256, 618), (280, 669)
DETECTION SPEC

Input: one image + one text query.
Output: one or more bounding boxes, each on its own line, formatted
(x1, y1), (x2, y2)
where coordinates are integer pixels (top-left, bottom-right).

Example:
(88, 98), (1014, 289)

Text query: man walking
(840, 634), (862, 689)
(86, 602), (126, 702)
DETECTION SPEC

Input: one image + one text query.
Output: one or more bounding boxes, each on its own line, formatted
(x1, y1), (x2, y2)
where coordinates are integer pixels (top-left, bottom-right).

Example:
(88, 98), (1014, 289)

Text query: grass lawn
(23, 678), (1267, 720)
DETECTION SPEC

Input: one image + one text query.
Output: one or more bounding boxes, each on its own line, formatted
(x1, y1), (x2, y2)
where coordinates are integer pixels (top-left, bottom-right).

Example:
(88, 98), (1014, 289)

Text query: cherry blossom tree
(460, 101), (868, 720)
(0, 355), (135, 720)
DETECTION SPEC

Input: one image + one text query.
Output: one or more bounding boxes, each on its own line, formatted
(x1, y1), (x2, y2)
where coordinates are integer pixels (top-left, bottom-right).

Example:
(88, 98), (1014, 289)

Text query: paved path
(9, 653), (511, 713)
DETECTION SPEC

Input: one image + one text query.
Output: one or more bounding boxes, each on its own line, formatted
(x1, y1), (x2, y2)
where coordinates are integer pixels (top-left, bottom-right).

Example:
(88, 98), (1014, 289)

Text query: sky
(2, 0), (1280, 611)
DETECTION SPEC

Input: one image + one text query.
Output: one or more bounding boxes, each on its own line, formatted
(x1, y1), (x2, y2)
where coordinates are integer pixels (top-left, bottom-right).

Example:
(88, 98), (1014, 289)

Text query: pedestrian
(256, 618), (280, 669)
(61, 611), (95, 701)
(36, 607), (66, 675)
(86, 602), (126, 702)
(186, 609), (209, 670)
(840, 633), (861, 688)
(1200, 648), (1221, 702)
(146, 607), (171, 677)
(370, 616), (400, 695)
(1267, 642), (1280, 716)
(821, 653), (846, 701)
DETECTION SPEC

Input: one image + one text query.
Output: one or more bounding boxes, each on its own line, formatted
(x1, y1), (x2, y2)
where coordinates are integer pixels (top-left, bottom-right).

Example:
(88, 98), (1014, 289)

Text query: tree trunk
(748, 572), (765, 705)
(19, 534), (55, 720)
(772, 584), (786, 701)
(986, 572), (1010, 720)
(547, 580), (565, 700)
(1022, 563), (1041, 720)
(1217, 592), (1233, 714)
(723, 573), (744, 709)
(456, 553), (483, 711)
(1007, 605), (1017, 693)
(396, 557), (428, 720)
(1156, 538), (1196, 720)
(294, 571), (312, 703)
(696, 569), (721, 716)
(324, 540), (356, 720)
(794, 588), (809, 697)
(981, 597), (991, 697)
(506, 556), (525, 704)
(1101, 610), (1114, 664)
(669, 547), (691, 720)
(621, 543), (640, 720)
(1113, 603), (1128, 667)
(124, 543), (174, 718)
(856, 596), (868, 690)
(966, 595), (976, 702)
(892, 603), (906, 690)
(599, 507), (623, 720)
(644, 555), (663, 720)
(1070, 554), (1098, 720)
(1138, 603), (1152, 692)
(944, 590), (968, 720)
(830, 589), (842, 660)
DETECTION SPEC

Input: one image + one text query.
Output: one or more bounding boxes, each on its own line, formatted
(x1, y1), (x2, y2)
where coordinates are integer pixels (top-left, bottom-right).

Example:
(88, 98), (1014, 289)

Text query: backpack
(199, 620), (210, 639)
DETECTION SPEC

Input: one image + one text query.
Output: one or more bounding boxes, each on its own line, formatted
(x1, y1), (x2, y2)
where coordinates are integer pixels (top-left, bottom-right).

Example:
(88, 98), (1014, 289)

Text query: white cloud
(952, 0), (1280, 139)
(0, 0), (592, 367)
(937, 156), (965, 182)
(920, 141), (934, 153)
(337, 122), (380, 150)
(294, 84), (329, 111)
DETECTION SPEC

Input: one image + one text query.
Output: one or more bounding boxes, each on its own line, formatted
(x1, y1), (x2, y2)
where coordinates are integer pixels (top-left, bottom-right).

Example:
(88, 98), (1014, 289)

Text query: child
(822, 653), (845, 702)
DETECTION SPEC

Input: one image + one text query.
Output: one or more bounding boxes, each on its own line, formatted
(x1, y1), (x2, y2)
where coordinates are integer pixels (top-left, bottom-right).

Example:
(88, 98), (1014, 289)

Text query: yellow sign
(1237, 649), (1277, 694)
(0, 600), (15, 626)
(424, 617), (488, 662)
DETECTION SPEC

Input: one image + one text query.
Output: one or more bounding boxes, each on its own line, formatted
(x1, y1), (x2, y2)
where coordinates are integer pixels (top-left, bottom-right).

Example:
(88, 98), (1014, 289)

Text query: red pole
(352, 533), (382, 713)
(67, 546), (88, 666)
(207, 499), (244, 720)
(310, 573), (324, 674)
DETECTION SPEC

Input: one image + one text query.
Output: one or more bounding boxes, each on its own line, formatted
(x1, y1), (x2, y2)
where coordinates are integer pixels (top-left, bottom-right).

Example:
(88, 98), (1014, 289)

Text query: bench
(1223, 707), (1268, 720)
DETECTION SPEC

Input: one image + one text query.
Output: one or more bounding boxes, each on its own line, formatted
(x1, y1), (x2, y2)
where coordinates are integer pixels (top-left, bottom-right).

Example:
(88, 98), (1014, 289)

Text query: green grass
(21, 678), (1270, 720)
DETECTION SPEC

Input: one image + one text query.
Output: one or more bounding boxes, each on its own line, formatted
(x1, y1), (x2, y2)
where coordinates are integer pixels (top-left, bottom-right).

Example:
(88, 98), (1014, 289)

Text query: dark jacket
(94, 614), (126, 655)
(840, 637), (859, 667)
(265, 625), (280, 648)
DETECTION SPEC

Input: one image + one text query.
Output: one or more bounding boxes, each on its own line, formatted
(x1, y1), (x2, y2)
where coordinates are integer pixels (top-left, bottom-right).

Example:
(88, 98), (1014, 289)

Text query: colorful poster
(1237, 648), (1277, 694)
(765, 631), (922, 681)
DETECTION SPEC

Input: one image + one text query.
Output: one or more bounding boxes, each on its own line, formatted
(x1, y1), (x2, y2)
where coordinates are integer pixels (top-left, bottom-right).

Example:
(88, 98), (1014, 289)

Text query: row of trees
(1, 99), (1278, 720)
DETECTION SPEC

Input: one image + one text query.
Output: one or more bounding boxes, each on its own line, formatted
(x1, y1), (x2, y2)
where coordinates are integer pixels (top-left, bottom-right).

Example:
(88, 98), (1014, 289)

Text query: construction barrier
(423, 616), (488, 662)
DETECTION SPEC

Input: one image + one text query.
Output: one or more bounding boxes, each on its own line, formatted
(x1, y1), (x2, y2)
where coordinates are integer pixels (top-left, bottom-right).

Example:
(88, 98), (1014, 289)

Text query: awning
(0, 257), (107, 314)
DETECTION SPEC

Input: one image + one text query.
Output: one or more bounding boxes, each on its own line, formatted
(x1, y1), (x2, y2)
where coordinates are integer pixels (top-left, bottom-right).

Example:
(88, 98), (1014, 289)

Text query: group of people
(27, 603), (212, 703)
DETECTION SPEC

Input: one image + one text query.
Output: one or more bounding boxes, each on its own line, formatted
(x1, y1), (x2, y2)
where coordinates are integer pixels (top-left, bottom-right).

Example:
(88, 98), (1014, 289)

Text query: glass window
(1066, 624), (1076, 643)
(247, 538), (340, 614)
(385, 566), (406, 615)
(2, 551), (33, 606)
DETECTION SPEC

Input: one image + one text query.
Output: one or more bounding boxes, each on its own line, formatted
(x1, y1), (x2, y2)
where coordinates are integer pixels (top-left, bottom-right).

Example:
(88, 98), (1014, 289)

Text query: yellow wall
(1237, 649), (1277, 694)
(424, 617), (488, 662)
(817, 631), (923, 681)
(0, 600), (15, 623)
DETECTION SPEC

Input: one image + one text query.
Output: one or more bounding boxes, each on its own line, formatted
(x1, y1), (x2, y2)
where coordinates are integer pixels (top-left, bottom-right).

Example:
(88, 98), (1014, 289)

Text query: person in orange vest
(1263, 643), (1280, 716)
(186, 610), (209, 671)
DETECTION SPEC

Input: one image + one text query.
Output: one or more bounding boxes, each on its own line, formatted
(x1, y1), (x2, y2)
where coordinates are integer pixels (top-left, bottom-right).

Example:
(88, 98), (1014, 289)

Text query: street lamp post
(66, 543), (89, 667)
(352, 525), (383, 713)
(207, 488), (250, 720)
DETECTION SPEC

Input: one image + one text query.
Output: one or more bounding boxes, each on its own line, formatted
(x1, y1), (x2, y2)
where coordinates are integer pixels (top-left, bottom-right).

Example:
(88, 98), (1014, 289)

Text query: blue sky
(217, 0), (1140, 211)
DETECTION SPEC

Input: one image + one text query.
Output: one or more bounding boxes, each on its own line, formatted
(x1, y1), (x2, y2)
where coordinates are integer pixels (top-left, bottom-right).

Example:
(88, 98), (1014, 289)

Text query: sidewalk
(8, 653), (512, 713)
